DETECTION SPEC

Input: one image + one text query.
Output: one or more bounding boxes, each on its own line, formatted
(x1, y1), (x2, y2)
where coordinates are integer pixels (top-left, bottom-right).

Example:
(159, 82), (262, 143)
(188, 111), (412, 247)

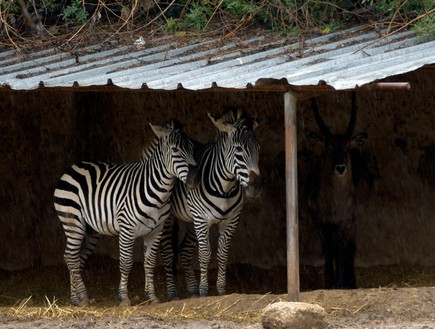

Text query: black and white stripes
(54, 121), (198, 306)
(160, 108), (262, 299)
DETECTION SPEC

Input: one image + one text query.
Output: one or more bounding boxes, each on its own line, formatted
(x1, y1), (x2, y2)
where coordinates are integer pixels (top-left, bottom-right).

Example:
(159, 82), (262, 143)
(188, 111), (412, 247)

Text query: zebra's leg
(118, 229), (135, 306)
(179, 223), (199, 297)
(61, 218), (89, 306)
(216, 220), (238, 296)
(80, 229), (101, 271)
(160, 217), (179, 301)
(143, 231), (162, 304)
(193, 219), (211, 297)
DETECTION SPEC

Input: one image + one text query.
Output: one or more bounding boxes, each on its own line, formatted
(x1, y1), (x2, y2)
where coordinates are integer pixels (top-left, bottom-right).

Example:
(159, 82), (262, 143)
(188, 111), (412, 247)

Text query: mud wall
(0, 68), (434, 272)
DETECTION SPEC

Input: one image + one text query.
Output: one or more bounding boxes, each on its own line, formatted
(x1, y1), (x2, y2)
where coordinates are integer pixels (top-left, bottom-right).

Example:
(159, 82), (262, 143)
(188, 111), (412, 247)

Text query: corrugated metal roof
(0, 26), (434, 91)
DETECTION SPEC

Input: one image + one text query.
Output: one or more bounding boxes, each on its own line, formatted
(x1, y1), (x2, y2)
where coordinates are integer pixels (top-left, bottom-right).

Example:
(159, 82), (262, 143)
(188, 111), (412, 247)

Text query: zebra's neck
(142, 150), (177, 202)
(200, 141), (239, 197)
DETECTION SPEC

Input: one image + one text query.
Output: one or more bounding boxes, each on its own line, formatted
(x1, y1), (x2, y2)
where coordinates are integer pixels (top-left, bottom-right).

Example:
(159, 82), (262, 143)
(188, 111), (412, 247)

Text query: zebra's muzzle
(185, 164), (200, 190)
(244, 171), (262, 198)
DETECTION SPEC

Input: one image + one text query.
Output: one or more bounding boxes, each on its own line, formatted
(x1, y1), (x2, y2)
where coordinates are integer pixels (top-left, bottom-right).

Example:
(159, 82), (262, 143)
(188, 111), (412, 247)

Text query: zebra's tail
(171, 219), (179, 274)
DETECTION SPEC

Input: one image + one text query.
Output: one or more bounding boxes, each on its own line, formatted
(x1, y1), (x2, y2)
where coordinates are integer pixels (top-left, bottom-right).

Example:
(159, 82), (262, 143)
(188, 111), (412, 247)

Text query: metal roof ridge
(50, 37), (266, 88)
(294, 41), (435, 88)
(178, 30), (406, 90)
(6, 42), (179, 89)
(159, 29), (393, 90)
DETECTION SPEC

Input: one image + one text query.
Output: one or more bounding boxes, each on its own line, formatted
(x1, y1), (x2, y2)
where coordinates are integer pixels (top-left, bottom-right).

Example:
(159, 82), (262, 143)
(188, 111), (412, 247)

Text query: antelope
(307, 92), (367, 289)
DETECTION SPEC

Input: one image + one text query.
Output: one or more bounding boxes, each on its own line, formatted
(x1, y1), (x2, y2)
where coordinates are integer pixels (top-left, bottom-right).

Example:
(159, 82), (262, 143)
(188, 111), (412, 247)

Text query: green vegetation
(158, 0), (434, 38)
(412, 12), (435, 40)
(0, 0), (433, 41)
(61, 0), (88, 24)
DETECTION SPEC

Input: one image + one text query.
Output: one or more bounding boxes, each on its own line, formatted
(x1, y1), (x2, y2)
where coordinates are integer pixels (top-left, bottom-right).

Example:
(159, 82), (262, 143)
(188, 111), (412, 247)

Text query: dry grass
(3, 293), (286, 324)
(1, 262), (434, 324)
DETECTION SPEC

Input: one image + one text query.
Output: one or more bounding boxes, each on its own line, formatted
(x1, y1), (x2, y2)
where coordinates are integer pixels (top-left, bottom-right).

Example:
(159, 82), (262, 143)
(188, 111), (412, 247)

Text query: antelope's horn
(311, 97), (332, 138)
(345, 92), (357, 138)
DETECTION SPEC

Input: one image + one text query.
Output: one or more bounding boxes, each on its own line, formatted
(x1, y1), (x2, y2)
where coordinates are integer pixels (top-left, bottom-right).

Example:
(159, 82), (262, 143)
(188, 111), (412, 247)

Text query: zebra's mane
(141, 119), (184, 162)
(214, 108), (256, 140)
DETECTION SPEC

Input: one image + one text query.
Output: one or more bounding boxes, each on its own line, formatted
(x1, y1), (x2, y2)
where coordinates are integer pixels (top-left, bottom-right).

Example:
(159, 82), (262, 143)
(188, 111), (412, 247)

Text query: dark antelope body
(308, 92), (368, 289)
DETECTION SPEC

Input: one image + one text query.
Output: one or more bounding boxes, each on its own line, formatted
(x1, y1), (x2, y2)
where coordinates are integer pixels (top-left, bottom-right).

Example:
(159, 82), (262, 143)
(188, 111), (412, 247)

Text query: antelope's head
(311, 92), (367, 177)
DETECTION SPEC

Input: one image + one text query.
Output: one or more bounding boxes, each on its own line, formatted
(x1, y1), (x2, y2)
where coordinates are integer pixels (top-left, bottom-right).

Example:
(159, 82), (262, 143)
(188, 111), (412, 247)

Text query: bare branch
(17, 0), (47, 37)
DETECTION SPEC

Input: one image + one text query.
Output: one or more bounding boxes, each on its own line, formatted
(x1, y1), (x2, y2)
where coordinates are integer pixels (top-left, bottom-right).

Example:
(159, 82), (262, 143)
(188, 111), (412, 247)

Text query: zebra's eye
(235, 146), (243, 153)
(171, 147), (179, 153)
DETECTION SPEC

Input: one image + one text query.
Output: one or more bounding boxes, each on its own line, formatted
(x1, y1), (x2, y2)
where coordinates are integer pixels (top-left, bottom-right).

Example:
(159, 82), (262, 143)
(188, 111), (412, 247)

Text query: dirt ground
(0, 262), (434, 328)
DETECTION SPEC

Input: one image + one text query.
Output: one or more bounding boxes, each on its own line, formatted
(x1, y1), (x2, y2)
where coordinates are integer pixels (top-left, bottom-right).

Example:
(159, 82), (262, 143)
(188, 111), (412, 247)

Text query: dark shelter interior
(0, 67), (434, 305)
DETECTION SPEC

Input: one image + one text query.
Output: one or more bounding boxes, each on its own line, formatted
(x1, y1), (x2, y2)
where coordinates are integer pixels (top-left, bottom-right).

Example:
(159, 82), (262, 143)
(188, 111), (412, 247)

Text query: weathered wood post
(284, 92), (299, 301)
(283, 83), (410, 302)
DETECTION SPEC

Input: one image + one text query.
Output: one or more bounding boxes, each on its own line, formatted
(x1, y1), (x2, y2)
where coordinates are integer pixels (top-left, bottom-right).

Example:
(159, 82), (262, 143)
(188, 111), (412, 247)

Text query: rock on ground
(262, 301), (328, 329)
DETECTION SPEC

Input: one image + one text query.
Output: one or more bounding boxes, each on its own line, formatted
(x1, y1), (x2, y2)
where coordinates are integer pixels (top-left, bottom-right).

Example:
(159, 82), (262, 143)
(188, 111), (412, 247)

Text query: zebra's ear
(252, 117), (260, 130)
(208, 113), (237, 133)
(149, 123), (172, 138)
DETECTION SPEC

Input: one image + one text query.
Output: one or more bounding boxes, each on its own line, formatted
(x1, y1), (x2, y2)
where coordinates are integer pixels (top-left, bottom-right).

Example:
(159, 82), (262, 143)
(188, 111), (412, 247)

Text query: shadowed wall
(0, 68), (433, 273)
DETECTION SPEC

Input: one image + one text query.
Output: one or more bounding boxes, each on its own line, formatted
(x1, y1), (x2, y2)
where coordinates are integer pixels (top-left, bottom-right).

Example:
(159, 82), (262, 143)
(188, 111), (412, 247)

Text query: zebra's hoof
(167, 292), (179, 301)
(188, 290), (199, 298)
(133, 295), (141, 303)
(118, 299), (131, 307)
(148, 298), (160, 304)
(73, 298), (90, 307)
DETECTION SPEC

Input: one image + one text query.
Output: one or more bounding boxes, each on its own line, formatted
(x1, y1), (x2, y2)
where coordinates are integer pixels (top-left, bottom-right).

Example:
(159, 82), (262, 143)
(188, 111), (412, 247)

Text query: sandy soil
(0, 264), (434, 328)
(1, 287), (434, 328)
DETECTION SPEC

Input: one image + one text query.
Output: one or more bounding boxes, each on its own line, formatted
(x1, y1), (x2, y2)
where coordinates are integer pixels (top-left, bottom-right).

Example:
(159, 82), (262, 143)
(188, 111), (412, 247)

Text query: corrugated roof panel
(72, 36), (265, 88)
(180, 30), (418, 90)
(4, 42), (178, 89)
(0, 25), (434, 91)
(294, 40), (435, 89)
(147, 28), (385, 90)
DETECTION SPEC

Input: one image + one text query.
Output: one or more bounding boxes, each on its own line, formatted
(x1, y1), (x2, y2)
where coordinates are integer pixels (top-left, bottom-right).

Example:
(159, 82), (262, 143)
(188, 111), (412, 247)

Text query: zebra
(160, 108), (262, 300)
(53, 120), (199, 306)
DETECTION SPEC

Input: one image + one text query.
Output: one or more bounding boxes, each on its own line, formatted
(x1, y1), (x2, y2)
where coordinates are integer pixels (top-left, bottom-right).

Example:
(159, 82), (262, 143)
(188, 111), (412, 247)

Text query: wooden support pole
(284, 92), (299, 302)
(282, 84), (409, 301)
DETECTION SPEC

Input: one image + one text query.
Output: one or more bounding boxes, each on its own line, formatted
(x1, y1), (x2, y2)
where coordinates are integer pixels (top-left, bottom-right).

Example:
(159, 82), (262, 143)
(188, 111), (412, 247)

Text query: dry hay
(1, 262), (434, 325)
(0, 263), (287, 323)
(5, 293), (287, 325)
(5, 288), (435, 329)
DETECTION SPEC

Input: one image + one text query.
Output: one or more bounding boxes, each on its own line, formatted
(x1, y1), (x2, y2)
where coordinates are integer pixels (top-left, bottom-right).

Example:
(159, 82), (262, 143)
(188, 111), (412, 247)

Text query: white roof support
(284, 91), (300, 302)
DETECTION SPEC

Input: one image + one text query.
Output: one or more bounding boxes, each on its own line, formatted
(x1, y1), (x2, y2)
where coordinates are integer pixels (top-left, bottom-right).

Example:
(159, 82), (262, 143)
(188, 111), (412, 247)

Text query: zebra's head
(149, 120), (199, 190)
(209, 108), (262, 198)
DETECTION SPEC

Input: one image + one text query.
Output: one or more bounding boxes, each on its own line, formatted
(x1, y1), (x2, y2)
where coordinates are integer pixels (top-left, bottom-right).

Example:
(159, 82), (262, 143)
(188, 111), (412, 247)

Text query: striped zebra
(160, 108), (262, 300)
(53, 120), (199, 306)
